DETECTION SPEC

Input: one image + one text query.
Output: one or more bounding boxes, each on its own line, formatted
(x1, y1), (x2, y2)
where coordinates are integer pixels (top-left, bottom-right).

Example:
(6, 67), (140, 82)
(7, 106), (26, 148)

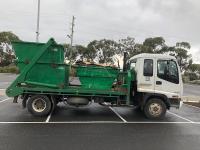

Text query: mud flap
(50, 96), (56, 113)
(13, 96), (18, 103)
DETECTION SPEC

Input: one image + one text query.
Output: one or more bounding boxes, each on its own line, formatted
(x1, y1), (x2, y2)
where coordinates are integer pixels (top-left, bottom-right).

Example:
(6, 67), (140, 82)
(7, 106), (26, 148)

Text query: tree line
(0, 31), (199, 81)
(0, 31), (21, 66)
(66, 36), (192, 71)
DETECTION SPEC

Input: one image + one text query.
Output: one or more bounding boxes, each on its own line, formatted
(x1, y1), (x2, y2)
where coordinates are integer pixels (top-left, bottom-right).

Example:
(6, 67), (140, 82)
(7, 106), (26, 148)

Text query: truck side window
(157, 60), (179, 84)
(143, 59), (153, 76)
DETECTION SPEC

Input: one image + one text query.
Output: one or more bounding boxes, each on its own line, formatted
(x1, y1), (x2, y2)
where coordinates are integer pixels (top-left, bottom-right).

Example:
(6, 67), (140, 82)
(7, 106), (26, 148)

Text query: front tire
(27, 95), (52, 116)
(144, 98), (166, 120)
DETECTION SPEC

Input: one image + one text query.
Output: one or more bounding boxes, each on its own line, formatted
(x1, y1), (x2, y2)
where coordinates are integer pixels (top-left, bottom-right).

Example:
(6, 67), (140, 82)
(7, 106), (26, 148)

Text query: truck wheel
(27, 95), (52, 116)
(144, 98), (166, 120)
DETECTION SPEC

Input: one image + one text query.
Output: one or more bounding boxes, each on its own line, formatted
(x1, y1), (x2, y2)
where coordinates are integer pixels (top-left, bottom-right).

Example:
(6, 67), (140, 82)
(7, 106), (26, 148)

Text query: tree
(86, 39), (119, 64)
(0, 31), (21, 43)
(188, 64), (200, 74)
(64, 44), (78, 62)
(118, 37), (135, 56)
(142, 37), (166, 53)
(125, 37), (167, 58)
(64, 44), (88, 63)
(173, 42), (191, 71)
(0, 31), (21, 66)
(83, 40), (98, 62)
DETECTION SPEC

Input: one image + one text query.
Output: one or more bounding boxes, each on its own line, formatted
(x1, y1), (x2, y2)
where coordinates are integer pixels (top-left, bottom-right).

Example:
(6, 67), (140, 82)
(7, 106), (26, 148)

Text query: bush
(188, 80), (200, 85)
(188, 72), (198, 81)
(182, 75), (189, 83)
(0, 65), (19, 73)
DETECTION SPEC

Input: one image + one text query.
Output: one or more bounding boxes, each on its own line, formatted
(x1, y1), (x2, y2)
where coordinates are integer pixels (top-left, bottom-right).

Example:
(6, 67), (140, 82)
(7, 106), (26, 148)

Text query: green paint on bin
(12, 40), (67, 88)
(76, 65), (119, 90)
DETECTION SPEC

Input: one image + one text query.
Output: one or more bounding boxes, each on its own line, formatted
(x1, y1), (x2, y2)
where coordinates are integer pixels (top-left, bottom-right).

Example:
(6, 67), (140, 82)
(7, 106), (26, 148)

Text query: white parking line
(1, 82), (10, 84)
(45, 113), (52, 123)
(168, 111), (194, 123)
(109, 106), (127, 122)
(0, 98), (10, 103)
(183, 103), (200, 110)
(0, 121), (199, 124)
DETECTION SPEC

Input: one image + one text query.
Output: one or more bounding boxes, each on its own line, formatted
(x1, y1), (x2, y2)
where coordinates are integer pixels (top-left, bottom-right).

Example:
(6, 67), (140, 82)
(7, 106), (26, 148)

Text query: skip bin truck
(6, 38), (183, 119)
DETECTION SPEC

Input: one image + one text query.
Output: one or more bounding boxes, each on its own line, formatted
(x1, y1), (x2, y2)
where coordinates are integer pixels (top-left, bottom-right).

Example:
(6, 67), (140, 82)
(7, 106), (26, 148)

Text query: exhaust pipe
(123, 52), (128, 72)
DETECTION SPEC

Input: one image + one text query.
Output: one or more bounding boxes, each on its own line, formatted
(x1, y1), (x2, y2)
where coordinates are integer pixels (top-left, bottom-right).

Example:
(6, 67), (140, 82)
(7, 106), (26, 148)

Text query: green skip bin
(12, 39), (67, 88)
(76, 65), (119, 90)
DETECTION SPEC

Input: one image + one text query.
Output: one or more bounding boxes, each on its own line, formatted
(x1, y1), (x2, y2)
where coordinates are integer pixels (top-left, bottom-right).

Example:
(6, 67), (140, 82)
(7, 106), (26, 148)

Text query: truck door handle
(156, 81), (162, 85)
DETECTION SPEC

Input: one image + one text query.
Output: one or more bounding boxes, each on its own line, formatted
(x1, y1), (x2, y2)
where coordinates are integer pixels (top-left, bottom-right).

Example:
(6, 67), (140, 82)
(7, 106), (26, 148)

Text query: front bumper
(169, 98), (182, 109)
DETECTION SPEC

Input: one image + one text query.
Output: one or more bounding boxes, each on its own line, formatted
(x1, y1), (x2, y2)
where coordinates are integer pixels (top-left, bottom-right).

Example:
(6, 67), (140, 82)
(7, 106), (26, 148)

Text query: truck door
(137, 58), (155, 93)
(154, 59), (182, 98)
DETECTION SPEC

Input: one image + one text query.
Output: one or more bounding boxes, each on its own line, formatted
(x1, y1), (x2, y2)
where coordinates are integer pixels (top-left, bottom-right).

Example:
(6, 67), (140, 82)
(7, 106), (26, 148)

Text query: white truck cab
(128, 53), (183, 119)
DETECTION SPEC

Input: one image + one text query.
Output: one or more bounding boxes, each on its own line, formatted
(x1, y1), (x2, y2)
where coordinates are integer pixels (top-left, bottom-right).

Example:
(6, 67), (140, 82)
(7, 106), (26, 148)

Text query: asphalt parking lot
(0, 73), (200, 150)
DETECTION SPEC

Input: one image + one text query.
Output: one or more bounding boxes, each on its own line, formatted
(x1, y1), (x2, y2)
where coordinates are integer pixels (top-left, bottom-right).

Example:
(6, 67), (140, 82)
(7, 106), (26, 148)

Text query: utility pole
(36, 0), (40, 42)
(68, 16), (75, 60)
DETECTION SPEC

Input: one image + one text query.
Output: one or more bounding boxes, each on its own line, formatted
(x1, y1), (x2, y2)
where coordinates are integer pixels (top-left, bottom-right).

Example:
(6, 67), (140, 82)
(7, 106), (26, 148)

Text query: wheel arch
(143, 93), (170, 109)
(22, 94), (56, 109)
(26, 94), (53, 116)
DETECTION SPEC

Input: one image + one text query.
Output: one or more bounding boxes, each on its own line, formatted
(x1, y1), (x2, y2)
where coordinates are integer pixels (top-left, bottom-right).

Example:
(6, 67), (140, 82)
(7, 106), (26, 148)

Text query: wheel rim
(32, 98), (47, 113)
(149, 103), (162, 117)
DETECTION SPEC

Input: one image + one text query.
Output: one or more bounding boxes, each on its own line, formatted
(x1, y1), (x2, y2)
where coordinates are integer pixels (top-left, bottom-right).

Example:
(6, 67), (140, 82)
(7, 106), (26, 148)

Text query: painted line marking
(183, 103), (200, 110)
(109, 106), (127, 123)
(0, 98), (10, 103)
(0, 82), (10, 84)
(45, 113), (52, 123)
(45, 112), (52, 123)
(0, 121), (199, 124)
(168, 111), (194, 123)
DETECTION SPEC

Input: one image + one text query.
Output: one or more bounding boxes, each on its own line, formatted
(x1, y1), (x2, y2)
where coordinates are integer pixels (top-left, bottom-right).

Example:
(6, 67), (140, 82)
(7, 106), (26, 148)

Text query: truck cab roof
(129, 53), (176, 62)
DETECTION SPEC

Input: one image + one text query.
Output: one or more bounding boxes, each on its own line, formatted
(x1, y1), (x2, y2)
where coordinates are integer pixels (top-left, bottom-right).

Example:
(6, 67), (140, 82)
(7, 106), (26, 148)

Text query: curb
(182, 96), (200, 103)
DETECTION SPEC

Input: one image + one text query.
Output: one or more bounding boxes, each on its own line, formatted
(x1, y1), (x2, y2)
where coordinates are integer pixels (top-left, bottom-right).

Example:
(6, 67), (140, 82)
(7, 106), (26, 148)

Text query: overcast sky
(0, 0), (200, 62)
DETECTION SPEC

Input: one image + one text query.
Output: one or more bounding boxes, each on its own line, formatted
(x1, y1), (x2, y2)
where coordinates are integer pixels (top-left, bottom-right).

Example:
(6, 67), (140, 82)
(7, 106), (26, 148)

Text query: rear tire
(27, 95), (52, 116)
(144, 98), (166, 120)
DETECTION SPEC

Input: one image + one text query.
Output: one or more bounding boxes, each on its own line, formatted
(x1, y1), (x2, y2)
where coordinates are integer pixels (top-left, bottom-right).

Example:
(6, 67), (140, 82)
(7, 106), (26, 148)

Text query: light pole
(36, 0), (40, 42)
